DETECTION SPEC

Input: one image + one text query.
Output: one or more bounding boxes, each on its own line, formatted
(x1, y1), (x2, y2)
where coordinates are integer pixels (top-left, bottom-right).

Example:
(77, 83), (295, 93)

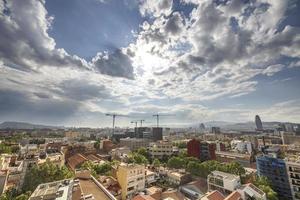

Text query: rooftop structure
(207, 171), (241, 196)
(29, 173), (117, 200)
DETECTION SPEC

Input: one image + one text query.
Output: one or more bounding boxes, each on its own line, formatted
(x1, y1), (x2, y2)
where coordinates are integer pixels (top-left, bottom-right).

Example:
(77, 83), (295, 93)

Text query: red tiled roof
(206, 190), (225, 200)
(224, 191), (242, 200)
(132, 195), (156, 200)
(67, 153), (87, 171)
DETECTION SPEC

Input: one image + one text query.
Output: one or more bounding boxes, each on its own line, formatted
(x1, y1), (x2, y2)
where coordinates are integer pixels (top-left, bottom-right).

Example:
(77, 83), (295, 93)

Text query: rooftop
(79, 178), (111, 200)
(224, 191), (241, 200)
(67, 153), (87, 171)
(209, 171), (240, 181)
(205, 190), (225, 200)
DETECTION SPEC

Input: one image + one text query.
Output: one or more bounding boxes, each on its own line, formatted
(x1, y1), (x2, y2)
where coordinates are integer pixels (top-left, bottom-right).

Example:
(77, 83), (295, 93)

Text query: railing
(91, 176), (117, 200)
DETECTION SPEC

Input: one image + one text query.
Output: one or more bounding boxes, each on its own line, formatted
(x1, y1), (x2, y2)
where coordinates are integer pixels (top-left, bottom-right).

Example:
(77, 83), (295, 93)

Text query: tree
(94, 162), (112, 175)
(254, 176), (278, 200)
(152, 158), (161, 168)
(94, 140), (100, 150)
(167, 157), (185, 169)
(22, 161), (73, 192)
(128, 153), (148, 165)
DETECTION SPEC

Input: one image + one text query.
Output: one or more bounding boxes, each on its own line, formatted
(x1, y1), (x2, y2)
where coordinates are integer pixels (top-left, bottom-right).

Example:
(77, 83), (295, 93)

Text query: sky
(0, 0), (300, 128)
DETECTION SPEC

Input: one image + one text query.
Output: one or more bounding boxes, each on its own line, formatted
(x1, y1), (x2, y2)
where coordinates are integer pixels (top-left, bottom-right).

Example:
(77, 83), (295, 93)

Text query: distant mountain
(0, 121), (63, 129)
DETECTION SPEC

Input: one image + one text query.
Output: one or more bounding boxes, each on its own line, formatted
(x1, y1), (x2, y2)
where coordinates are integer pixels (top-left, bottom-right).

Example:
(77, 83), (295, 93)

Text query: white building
(110, 147), (131, 160)
(207, 171), (241, 195)
(230, 140), (252, 154)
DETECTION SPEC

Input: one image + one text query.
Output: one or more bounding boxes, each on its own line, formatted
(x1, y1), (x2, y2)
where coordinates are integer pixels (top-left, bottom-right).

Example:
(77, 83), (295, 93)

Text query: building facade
(187, 139), (217, 161)
(207, 171), (241, 195)
(116, 163), (145, 200)
(256, 155), (293, 199)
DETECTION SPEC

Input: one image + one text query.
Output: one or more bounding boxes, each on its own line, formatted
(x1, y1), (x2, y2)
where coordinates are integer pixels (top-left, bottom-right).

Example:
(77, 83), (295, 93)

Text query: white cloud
(0, 0), (300, 125)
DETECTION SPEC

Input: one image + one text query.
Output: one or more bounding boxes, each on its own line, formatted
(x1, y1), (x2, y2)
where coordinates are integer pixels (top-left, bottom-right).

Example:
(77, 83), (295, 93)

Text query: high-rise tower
(255, 115), (263, 131)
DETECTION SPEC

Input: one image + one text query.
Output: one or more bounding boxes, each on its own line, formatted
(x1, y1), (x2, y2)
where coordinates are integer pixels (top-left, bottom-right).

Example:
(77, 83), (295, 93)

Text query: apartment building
(166, 170), (192, 186)
(148, 141), (178, 159)
(29, 172), (117, 200)
(116, 163), (145, 200)
(215, 151), (255, 168)
(285, 155), (300, 199)
(256, 155), (293, 199)
(120, 138), (151, 151)
(207, 171), (241, 195)
(187, 139), (217, 161)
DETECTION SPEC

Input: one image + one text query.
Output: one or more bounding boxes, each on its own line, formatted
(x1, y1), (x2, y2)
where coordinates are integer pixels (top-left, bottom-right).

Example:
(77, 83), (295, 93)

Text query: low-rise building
(237, 183), (266, 200)
(120, 138), (151, 151)
(145, 169), (156, 186)
(207, 171), (241, 195)
(215, 151), (255, 168)
(66, 153), (87, 171)
(116, 163), (145, 200)
(38, 151), (65, 167)
(29, 172), (117, 200)
(110, 147), (131, 161)
(167, 170), (192, 186)
(148, 141), (178, 159)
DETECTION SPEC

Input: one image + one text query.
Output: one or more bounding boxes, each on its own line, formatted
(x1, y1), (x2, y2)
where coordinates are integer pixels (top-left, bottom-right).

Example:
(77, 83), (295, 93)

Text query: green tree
(152, 158), (161, 168)
(22, 161), (73, 192)
(94, 162), (112, 175)
(93, 141), (100, 149)
(167, 157), (185, 169)
(128, 153), (148, 165)
(254, 176), (278, 200)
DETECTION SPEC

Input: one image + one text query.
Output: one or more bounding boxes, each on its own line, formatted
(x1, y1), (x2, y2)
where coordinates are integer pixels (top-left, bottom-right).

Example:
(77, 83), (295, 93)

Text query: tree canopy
(22, 161), (73, 192)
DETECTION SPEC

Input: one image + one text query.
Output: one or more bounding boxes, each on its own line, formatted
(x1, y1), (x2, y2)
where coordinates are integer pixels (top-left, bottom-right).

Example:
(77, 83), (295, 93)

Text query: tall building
(135, 127), (150, 138)
(152, 127), (163, 141)
(116, 163), (145, 200)
(255, 115), (263, 131)
(211, 127), (221, 134)
(256, 155), (292, 199)
(285, 155), (300, 200)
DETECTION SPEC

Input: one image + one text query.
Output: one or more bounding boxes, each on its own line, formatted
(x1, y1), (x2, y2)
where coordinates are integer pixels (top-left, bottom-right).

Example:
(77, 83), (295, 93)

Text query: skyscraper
(255, 115), (263, 131)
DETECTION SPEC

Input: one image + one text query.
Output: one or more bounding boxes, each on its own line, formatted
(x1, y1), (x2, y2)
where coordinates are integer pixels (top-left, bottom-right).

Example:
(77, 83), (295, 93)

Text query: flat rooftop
(210, 171), (240, 180)
(79, 179), (111, 200)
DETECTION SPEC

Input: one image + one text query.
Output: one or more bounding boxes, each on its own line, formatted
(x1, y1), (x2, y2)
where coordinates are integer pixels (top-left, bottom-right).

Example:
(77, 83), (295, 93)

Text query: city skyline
(1, 0), (300, 127)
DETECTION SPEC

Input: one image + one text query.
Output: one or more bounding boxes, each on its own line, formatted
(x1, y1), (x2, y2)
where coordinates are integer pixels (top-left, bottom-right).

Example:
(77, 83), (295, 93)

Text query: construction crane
(131, 121), (138, 128)
(138, 119), (145, 127)
(152, 114), (175, 127)
(105, 113), (126, 134)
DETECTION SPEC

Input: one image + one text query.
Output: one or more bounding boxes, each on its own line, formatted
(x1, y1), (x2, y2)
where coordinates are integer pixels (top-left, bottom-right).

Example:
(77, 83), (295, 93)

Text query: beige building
(116, 163), (145, 200)
(148, 141), (178, 159)
(120, 138), (151, 151)
(64, 131), (80, 139)
(285, 154), (300, 200)
(167, 170), (192, 186)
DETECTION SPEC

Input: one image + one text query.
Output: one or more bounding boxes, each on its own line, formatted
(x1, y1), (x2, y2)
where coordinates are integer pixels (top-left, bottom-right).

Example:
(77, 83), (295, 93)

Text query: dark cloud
(58, 79), (111, 101)
(0, 89), (80, 123)
(164, 12), (184, 35)
(92, 49), (134, 79)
